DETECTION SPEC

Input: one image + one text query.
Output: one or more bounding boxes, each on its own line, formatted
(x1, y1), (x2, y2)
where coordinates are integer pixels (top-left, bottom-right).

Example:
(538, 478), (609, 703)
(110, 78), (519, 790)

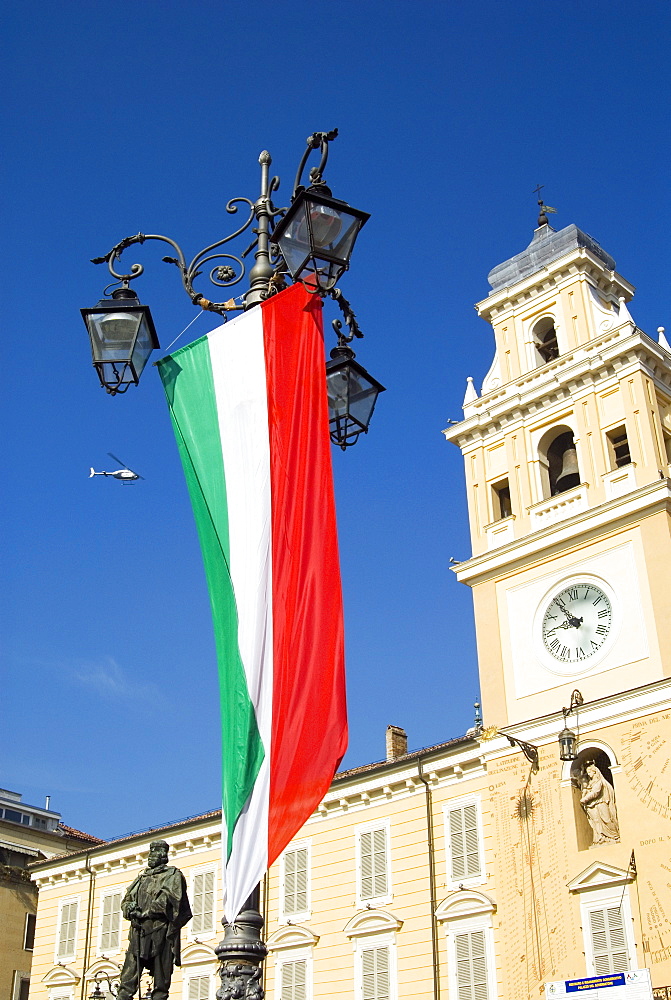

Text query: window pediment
(84, 960), (120, 980)
(568, 861), (633, 893)
(435, 889), (496, 922)
(42, 966), (81, 986)
(344, 909), (403, 939)
(180, 942), (217, 965)
(267, 924), (319, 951)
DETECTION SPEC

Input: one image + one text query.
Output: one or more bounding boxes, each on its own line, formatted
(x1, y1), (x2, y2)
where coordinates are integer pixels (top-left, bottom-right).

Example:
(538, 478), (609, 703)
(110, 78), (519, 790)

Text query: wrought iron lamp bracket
(292, 129), (339, 198)
(503, 733), (540, 773)
(91, 198), (257, 316)
(330, 286), (364, 344)
(562, 689), (584, 721)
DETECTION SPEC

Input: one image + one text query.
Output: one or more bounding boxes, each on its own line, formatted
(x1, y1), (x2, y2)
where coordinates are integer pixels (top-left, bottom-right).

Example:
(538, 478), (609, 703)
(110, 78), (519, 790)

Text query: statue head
(147, 840), (169, 868)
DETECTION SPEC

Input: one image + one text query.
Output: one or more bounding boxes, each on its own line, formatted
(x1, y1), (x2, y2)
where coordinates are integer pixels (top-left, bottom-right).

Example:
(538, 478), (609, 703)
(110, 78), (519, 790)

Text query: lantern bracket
(292, 129), (339, 198)
(330, 287), (364, 345)
(502, 733), (540, 773)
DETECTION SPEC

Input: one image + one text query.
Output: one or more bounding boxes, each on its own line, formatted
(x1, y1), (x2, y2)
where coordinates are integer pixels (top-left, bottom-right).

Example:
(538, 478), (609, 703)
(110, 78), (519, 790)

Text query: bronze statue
(117, 840), (192, 1000)
(579, 762), (620, 846)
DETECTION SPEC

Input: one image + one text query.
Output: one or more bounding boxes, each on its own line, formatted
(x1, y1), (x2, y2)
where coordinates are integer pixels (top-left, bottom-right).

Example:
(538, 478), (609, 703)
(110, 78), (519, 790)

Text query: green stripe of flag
(158, 339), (265, 859)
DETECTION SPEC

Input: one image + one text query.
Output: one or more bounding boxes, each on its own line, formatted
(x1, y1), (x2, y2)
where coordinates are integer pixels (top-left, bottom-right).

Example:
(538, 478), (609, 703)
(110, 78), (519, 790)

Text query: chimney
(45, 795), (51, 811)
(386, 725), (407, 761)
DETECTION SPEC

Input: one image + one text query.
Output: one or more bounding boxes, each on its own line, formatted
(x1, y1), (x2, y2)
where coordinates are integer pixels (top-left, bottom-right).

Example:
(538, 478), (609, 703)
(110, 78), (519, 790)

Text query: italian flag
(157, 283), (347, 921)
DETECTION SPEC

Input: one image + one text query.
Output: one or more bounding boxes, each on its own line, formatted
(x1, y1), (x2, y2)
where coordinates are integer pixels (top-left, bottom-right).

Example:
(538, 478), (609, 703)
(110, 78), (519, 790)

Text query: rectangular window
(491, 479), (512, 520)
(191, 871), (216, 936)
(12, 972), (30, 1000)
(187, 976), (211, 1000)
(448, 803), (481, 881)
(280, 960), (307, 1000)
(454, 930), (488, 1000)
(361, 946), (390, 1000)
(24, 913), (36, 951)
(99, 893), (122, 953)
(589, 907), (629, 975)
(606, 426), (631, 469)
(359, 827), (389, 902)
(57, 900), (78, 961)
(282, 847), (309, 918)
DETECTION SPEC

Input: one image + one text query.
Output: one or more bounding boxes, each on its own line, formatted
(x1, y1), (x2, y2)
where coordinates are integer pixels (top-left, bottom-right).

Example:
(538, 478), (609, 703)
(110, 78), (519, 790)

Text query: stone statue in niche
(579, 762), (620, 846)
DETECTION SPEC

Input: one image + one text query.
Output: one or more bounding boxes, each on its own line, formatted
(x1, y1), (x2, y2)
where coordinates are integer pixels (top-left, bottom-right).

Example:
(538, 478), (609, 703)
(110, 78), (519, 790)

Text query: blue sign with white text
(566, 976), (627, 992)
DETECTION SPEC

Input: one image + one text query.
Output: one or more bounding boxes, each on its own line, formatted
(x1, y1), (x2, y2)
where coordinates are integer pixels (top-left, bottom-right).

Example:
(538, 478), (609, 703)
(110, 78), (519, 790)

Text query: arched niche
(435, 889), (496, 923)
(569, 746), (619, 851)
(532, 316), (559, 366)
(537, 424), (581, 498)
(343, 909), (403, 940)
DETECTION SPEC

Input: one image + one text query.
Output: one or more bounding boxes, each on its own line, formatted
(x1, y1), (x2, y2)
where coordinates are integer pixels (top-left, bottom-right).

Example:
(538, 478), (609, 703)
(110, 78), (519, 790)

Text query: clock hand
(555, 598), (583, 628)
(545, 621), (574, 636)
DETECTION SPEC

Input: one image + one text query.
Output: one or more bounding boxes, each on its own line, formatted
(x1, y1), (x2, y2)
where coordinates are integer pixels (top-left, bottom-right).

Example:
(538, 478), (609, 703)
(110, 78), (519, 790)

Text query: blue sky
(2, 0), (669, 840)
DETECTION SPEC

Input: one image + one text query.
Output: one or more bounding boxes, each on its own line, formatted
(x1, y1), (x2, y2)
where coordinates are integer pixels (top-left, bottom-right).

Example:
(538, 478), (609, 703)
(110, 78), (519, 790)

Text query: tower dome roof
(487, 223), (616, 292)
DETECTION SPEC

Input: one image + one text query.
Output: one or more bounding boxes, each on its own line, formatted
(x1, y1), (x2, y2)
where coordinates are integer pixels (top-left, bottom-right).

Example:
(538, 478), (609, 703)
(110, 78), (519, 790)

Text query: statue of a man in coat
(117, 840), (193, 1000)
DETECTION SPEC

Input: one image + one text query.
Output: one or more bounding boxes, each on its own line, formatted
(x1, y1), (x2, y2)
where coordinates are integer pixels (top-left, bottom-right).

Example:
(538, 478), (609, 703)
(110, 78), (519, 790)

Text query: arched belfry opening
(538, 426), (581, 498)
(533, 317), (559, 365)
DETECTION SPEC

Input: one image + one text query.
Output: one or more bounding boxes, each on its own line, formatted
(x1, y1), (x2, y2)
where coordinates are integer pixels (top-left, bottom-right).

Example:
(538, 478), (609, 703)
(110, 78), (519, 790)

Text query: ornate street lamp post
(81, 130), (384, 448)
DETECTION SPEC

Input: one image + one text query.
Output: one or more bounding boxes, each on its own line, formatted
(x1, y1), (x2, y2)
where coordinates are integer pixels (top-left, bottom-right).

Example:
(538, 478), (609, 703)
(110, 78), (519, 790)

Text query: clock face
(541, 582), (613, 663)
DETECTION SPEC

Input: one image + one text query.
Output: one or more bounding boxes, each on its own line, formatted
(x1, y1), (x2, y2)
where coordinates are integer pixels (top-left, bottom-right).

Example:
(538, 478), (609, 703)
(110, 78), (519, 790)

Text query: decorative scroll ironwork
(503, 733), (540, 772)
(292, 129), (339, 197)
(330, 286), (364, 344)
(90, 132), (346, 319)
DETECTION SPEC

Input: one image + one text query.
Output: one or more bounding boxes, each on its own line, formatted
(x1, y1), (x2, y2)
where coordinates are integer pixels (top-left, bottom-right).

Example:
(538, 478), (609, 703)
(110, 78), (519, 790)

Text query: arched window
(533, 317), (559, 365)
(570, 748), (619, 852)
(538, 426), (581, 498)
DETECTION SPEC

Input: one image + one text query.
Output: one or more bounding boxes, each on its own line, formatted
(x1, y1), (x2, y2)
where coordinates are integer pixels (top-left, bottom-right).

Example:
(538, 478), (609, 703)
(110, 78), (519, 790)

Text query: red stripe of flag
(262, 282), (348, 866)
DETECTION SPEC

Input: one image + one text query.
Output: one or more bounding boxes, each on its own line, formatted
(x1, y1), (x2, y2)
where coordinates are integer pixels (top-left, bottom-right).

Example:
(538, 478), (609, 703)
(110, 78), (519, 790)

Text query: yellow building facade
(29, 219), (671, 1000)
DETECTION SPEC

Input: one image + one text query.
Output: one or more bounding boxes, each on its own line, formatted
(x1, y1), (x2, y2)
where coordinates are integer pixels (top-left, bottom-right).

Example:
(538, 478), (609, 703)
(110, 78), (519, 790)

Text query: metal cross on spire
(534, 184), (557, 227)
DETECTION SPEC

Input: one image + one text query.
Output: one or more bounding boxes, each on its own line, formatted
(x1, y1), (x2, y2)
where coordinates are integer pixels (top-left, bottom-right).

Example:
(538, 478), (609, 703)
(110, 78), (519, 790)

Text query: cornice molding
(445, 327), (671, 451)
(454, 479), (671, 586)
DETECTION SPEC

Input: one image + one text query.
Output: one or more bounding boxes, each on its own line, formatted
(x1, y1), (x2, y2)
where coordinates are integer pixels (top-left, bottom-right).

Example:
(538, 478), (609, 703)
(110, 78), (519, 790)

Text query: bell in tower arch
(548, 431), (581, 495)
(555, 446), (580, 493)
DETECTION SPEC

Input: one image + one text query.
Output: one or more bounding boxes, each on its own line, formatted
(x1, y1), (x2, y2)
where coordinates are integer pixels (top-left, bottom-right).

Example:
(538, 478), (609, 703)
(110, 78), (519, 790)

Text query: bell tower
(444, 219), (671, 727)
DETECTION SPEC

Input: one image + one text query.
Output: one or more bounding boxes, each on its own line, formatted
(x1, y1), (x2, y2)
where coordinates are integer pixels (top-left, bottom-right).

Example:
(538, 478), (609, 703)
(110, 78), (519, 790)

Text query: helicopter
(89, 453), (144, 483)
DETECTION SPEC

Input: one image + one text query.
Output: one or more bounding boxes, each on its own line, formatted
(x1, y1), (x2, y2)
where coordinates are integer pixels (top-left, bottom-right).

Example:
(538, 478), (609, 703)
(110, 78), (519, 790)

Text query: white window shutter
(449, 804), (481, 880)
(361, 946), (389, 1000)
(360, 828), (388, 900)
(58, 901), (78, 959)
(284, 848), (308, 915)
(192, 871), (215, 935)
(455, 930), (488, 1000)
(100, 893), (122, 951)
(188, 976), (210, 1000)
(281, 960), (307, 1000)
(590, 908), (629, 975)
